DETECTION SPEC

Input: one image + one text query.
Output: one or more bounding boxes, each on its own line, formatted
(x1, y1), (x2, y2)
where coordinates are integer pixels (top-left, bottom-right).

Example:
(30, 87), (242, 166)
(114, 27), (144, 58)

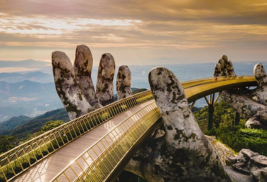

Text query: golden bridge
(0, 76), (257, 182)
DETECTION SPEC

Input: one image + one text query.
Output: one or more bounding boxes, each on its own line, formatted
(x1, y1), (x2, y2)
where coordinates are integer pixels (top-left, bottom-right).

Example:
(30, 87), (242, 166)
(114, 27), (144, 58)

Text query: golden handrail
(51, 75), (258, 182)
(51, 101), (160, 182)
(0, 90), (153, 182)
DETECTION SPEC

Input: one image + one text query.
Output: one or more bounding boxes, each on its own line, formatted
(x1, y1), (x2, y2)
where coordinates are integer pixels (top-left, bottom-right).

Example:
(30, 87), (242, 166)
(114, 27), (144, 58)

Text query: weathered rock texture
(206, 136), (235, 166)
(52, 45), (135, 119)
(253, 63), (267, 88)
(116, 65), (132, 100)
(213, 58), (267, 179)
(214, 55), (236, 77)
(221, 91), (266, 119)
(206, 137), (255, 182)
(249, 63), (267, 106)
(222, 90), (267, 129)
(74, 45), (101, 108)
(52, 51), (91, 120)
(96, 53), (115, 106)
(226, 149), (267, 182)
(125, 67), (231, 182)
(224, 166), (256, 182)
(218, 62), (267, 129)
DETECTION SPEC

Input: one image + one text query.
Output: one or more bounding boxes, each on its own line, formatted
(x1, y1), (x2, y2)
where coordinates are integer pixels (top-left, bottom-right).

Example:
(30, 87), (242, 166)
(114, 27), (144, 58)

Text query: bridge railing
(50, 75), (258, 182)
(181, 76), (254, 88)
(0, 90), (153, 182)
(51, 101), (160, 182)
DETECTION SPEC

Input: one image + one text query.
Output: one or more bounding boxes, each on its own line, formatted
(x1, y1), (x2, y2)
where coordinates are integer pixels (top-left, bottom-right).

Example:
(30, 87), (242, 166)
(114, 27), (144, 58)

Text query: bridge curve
(51, 76), (257, 182)
(0, 91), (154, 182)
(0, 76), (257, 182)
(184, 76), (257, 102)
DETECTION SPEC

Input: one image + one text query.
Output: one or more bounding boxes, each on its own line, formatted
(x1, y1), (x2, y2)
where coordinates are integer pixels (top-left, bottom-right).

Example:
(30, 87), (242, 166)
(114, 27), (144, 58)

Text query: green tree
(27, 120), (64, 140)
(194, 100), (267, 155)
(40, 120), (64, 132)
(0, 135), (16, 154)
(194, 100), (246, 132)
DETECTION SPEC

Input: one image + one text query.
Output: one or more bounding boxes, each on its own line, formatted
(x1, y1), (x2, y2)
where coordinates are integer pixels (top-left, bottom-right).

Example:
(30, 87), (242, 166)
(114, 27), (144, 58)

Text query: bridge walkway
(51, 76), (258, 182)
(13, 100), (154, 182)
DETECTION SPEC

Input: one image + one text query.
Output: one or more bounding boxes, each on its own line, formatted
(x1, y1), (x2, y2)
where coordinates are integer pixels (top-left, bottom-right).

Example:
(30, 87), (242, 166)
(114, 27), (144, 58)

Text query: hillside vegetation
(9, 108), (69, 140)
(194, 100), (267, 155)
(0, 115), (31, 135)
(0, 108), (69, 154)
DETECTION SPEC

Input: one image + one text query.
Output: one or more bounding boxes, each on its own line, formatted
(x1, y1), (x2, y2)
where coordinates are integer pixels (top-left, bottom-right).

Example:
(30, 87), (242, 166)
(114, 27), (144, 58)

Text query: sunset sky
(0, 0), (267, 69)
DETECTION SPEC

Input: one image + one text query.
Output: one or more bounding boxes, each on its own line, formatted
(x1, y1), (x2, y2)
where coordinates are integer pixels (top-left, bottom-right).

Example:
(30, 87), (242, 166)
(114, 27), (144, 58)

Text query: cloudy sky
(0, 0), (267, 69)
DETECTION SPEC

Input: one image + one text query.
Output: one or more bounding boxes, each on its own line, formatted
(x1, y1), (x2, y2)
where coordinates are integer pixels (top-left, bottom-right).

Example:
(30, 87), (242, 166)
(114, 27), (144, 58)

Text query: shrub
(208, 125), (267, 155)
(194, 100), (267, 156)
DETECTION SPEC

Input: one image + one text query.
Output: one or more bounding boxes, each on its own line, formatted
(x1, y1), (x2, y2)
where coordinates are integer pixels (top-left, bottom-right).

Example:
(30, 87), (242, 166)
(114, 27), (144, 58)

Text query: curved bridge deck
(0, 91), (154, 182)
(13, 100), (155, 182)
(0, 76), (257, 182)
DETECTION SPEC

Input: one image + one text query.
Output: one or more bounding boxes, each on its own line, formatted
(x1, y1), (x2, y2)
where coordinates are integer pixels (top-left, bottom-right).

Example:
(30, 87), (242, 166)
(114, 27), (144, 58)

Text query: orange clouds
(0, 0), (266, 65)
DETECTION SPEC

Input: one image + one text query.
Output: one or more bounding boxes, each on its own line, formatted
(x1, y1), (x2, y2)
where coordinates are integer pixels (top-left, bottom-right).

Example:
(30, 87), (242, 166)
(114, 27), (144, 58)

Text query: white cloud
(0, 16), (142, 37)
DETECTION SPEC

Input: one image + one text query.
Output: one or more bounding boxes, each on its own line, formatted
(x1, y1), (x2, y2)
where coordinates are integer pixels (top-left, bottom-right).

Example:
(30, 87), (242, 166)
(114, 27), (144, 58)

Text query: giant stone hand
(116, 65), (132, 100)
(52, 51), (91, 120)
(52, 45), (132, 120)
(215, 56), (267, 129)
(125, 67), (231, 182)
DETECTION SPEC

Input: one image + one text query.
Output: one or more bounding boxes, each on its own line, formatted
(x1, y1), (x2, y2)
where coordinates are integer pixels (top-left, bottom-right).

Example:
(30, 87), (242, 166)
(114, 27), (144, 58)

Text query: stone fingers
(253, 63), (267, 87)
(148, 67), (231, 181)
(96, 53), (115, 106)
(116, 65), (132, 100)
(148, 67), (200, 146)
(221, 90), (266, 118)
(52, 51), (91, 120)
(74, 45), (101, 108)
(214, 63), (222, 77)
(214, 55), (236, 77)
(254, 63), (267, 86)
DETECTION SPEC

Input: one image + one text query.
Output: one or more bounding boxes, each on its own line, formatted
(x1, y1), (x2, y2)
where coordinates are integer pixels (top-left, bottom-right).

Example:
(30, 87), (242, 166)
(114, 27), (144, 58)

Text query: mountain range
(0, 108), (69, 140)
(0, 80), (63, 122)
(0, 71), (53, 83)
(0, 59), (52, 73)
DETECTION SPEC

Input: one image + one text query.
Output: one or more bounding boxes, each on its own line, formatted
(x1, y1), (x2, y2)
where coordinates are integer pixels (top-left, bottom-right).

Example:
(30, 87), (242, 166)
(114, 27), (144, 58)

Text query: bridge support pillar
(208, 105), (214, 130)
(234, 112), (240, 126)
(204, 92), (222, 130)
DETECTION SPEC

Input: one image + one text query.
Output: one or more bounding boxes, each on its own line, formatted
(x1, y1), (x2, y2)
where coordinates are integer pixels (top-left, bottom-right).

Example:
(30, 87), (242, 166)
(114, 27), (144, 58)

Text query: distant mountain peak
(0, 59), (52, 75)
(0, 71), (53, 84)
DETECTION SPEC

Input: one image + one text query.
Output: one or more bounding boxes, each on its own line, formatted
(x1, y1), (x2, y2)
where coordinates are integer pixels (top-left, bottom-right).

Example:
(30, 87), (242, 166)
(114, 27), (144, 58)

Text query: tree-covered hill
(1, 108), (69, 141)
(0, 80), (63, 122)
(0, 115), (31, 135)
(9, 108), (69, 140)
